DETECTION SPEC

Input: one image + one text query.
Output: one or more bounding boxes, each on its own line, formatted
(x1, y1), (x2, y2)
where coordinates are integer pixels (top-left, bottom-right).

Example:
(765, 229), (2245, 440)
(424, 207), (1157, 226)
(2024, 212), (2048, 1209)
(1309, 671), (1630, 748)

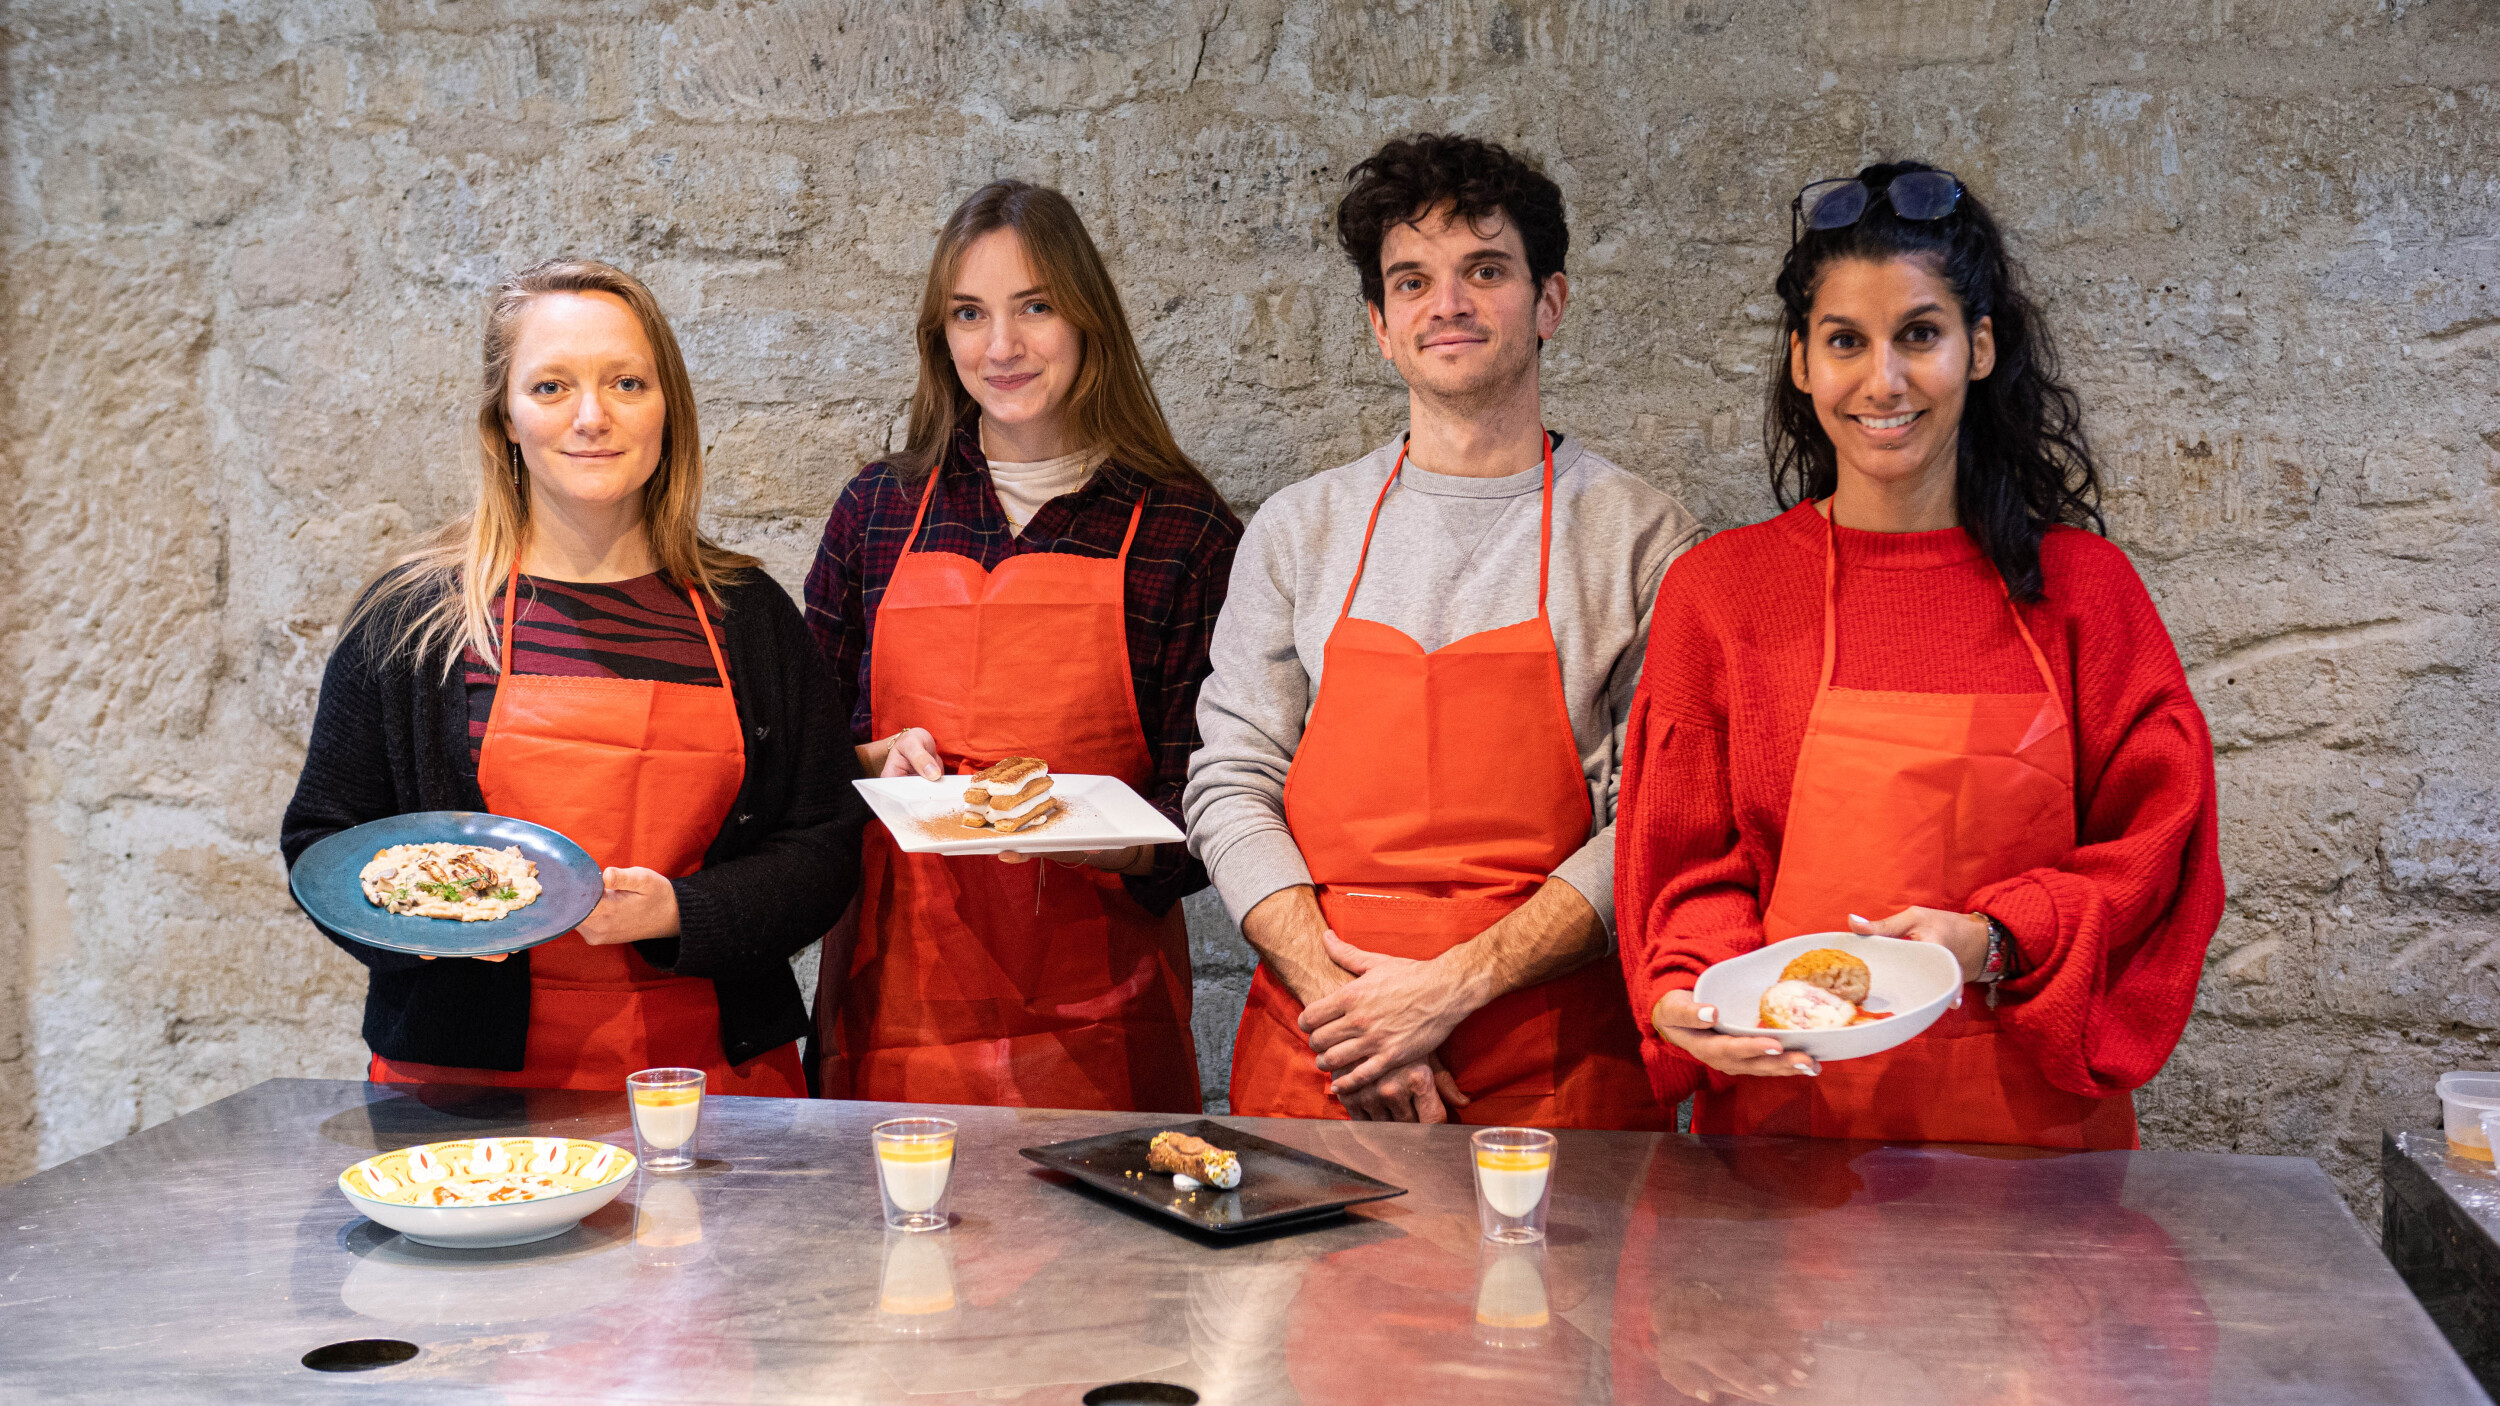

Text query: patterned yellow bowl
(339, 1137), (636, 1249)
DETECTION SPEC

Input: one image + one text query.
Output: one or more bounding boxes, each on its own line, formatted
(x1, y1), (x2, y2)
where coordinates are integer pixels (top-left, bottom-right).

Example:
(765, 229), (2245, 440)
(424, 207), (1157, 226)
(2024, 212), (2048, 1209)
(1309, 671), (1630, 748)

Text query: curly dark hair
(1336, 133), (1568, 310)
(1766, 161), (2104, 602)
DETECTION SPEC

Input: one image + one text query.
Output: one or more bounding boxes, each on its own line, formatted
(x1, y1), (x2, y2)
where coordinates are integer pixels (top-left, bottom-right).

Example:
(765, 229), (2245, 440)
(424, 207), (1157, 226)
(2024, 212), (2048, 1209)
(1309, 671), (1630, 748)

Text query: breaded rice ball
(1779, 948), (1872, 1005)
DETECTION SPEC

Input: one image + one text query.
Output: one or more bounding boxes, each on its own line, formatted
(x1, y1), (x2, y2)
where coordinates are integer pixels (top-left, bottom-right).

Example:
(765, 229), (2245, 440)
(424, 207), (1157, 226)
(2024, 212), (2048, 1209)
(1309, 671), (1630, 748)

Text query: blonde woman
(282, 258), (865, 1094)
(806, 181), (1242, 1112)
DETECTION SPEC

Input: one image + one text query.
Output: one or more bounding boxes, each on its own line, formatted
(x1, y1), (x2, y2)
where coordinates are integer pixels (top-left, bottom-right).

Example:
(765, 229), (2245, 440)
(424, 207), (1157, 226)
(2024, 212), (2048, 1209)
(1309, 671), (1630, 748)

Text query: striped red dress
(462, 573), (726, 769)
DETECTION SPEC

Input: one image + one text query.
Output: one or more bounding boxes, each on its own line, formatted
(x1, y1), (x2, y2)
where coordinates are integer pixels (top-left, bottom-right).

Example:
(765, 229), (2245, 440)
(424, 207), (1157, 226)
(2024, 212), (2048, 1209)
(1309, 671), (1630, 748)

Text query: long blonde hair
(897, 181), (1205, 486)
(348, 258), (755, 676)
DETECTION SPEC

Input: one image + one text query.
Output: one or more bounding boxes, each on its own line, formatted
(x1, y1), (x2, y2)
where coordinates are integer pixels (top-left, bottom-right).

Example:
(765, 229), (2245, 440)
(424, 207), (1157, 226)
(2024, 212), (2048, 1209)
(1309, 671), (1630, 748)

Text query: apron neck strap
(680, 578), (733, 690)
(499, 560), (522, 675)
(498, 559), (734, 693)
(1817, 503), (1842, 691)
(902, 458), (945, 554)
(1532, 432), (1555, 617)
(1819, 499), (2064, 703)
(1113, 481), (1147, 563)
(1996, 569), (2063, 707)
(1339, 432), (1556, 622)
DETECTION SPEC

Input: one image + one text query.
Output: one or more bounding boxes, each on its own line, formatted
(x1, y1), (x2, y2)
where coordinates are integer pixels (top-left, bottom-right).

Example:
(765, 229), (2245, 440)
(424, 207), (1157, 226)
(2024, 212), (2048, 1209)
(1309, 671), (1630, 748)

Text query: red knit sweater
(1618, 502), (2223, 1109)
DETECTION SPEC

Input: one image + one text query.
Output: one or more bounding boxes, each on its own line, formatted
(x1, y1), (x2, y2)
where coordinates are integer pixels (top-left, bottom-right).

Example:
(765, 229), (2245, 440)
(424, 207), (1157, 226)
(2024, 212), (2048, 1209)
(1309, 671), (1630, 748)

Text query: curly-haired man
(1186, 133), (1704, 1127)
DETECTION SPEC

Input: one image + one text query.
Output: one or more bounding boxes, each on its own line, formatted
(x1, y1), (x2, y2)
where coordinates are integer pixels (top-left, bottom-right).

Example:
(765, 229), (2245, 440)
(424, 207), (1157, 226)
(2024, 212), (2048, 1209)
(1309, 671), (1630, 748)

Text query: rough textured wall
(2, 0), (2495, 1211)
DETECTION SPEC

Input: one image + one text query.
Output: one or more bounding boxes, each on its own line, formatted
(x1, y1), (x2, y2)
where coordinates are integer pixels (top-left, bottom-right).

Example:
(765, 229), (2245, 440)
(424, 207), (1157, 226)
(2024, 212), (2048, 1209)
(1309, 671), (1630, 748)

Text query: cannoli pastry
(1147, 1131), (1242, 1190)
(1779, 948), (1872, 1005)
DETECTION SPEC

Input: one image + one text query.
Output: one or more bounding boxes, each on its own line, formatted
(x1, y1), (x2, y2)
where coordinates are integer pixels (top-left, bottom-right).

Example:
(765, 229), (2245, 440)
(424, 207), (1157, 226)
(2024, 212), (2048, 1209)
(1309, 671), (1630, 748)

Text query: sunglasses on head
(1790, 170), (1964, 243)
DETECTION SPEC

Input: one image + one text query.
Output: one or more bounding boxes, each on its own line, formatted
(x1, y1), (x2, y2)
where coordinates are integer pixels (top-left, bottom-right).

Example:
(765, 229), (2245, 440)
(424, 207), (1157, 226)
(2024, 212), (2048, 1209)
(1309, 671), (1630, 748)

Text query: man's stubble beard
(1400, 328), (1542, 421)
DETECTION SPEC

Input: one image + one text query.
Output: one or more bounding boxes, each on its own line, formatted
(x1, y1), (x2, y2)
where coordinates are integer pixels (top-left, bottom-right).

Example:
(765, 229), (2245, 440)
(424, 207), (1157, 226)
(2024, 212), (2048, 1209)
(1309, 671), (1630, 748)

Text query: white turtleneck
(984, 446), (1107, 535)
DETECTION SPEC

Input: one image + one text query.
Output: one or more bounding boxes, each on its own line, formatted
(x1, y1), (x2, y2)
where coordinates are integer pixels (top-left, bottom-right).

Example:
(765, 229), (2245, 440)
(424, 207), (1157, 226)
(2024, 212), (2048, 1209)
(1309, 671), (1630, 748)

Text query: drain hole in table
(303, 1339), (420, 1372)
(1083, 1385), (1197, 1406)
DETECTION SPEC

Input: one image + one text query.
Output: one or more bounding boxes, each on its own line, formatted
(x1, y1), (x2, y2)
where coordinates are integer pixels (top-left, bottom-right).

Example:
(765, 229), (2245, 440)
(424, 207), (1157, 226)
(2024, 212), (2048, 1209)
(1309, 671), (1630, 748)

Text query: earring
(507, 442), (524, 485)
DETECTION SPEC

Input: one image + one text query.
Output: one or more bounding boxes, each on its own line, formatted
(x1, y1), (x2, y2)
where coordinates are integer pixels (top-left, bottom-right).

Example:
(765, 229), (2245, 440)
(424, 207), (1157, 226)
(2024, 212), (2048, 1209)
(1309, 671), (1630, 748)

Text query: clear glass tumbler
(874, 1117), (958, 1233)
(627, 1067), (705, 1173)
(1472, 1126), (1557, 1244)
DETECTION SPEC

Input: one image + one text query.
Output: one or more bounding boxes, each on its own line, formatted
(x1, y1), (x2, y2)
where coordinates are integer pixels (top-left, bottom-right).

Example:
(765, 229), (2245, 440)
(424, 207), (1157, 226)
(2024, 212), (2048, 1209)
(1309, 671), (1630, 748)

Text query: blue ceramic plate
(289, 812), (602, 958)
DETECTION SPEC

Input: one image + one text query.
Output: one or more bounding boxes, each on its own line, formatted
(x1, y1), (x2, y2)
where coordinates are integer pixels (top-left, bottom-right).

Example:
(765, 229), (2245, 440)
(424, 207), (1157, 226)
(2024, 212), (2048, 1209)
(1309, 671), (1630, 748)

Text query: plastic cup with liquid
(628, 1067), (705, 1172)
(874, 1117), (957, 1233)
(1472, 1126), (1557, 1244)
(2439, 1073), (2500, 1163)
(2475, 1110), (2500, 1176)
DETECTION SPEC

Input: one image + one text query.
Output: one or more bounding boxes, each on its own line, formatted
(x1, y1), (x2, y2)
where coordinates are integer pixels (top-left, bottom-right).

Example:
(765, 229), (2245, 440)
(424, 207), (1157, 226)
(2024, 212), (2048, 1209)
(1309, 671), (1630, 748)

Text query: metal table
(0, 1079), (2481, 1404)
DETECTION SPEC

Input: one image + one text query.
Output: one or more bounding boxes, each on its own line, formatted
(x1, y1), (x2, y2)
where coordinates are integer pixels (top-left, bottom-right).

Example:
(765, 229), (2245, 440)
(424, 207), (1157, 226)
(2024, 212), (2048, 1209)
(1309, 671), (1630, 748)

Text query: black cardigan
(280, 570), (868, 1070)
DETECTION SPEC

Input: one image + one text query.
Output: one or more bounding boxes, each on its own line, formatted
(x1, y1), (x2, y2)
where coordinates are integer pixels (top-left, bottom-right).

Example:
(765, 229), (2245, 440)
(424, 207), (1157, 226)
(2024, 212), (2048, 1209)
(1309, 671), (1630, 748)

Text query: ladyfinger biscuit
(999, 775), (1053, 807)
(968, 757), (1046, 789)
(989, 798), (1059, 834)
(964, 788), (992, 807)
(958, 811), (992, 828)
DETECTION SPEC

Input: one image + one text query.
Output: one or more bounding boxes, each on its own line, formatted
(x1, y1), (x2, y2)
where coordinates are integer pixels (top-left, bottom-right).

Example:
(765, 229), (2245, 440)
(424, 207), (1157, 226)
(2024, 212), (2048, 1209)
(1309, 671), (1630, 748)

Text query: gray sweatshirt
(1184, 433), (1706, 935)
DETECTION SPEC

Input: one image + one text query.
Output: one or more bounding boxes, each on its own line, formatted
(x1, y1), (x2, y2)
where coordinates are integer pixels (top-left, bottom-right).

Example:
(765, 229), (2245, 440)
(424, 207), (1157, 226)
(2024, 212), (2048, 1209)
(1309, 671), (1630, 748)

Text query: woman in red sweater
(1619, 164), (2223, 1148)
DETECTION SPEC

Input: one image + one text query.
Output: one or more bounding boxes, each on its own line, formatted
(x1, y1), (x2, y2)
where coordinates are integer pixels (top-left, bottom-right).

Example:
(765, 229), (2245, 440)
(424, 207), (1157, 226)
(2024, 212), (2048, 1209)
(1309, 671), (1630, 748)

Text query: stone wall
(2, 0), (2494, 1216)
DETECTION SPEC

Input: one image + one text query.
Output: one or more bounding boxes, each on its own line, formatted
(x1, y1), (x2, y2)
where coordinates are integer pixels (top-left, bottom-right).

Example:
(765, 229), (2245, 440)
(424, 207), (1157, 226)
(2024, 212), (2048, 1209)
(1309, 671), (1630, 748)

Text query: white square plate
(852, 774), (1185, 856)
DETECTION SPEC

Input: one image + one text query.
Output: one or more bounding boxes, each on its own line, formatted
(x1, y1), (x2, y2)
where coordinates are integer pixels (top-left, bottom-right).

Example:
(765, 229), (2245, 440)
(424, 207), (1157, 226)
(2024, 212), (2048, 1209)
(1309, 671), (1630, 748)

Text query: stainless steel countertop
(0, 1078), (2482, 1404)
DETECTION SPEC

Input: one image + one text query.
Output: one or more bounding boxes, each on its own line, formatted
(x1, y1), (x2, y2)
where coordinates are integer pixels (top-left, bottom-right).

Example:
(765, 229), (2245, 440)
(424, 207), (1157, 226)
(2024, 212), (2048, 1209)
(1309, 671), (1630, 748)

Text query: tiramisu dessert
(960, 756), (1060, 834)
(1756, 948), (1894, 1030)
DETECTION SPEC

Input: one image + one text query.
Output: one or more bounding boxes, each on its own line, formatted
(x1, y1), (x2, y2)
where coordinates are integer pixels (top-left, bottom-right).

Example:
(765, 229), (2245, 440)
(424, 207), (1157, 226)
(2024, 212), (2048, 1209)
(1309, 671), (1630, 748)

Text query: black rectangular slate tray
(1018, 1118), (1407, 1235)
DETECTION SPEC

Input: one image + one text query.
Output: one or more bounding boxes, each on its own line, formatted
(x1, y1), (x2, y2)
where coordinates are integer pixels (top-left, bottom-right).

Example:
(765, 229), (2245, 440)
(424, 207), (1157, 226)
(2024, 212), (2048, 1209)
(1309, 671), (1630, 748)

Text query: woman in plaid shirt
(805, 181), (1241, 1112)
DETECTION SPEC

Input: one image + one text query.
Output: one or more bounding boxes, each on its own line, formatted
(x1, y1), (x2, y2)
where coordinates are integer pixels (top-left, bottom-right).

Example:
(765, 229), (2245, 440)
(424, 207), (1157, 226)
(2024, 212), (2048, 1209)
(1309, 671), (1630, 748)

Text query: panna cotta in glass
(1476, 1147), (1552, 1218)
(627, 1068), (706, 1172)
(633, 1090), (701, 1149)
(1471, 1127), (1557, 1244)
(874, 1117), (958, 1232)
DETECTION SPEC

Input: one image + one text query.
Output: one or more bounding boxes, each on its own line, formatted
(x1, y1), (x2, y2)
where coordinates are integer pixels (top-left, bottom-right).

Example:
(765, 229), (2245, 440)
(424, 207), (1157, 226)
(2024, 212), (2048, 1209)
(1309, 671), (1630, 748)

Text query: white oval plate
(1693, 932), (1963, 1063)
(339, 1137), (636, 1249)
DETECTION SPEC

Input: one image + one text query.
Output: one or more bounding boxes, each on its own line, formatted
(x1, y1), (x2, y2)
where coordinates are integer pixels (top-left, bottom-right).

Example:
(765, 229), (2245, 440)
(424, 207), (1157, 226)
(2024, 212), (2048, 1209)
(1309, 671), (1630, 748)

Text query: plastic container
(2437, 1073), (2500, 1161)
(2478, 1111), (2500, 1173)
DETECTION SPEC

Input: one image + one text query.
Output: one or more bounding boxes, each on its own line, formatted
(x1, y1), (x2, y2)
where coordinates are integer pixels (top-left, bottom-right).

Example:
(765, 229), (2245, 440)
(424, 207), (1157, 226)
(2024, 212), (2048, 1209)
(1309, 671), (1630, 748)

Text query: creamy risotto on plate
(359, 843), (541, 921)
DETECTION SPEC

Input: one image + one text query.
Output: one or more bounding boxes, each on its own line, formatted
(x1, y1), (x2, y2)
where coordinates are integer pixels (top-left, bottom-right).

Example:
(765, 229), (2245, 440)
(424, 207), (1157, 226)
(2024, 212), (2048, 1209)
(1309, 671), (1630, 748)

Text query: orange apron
(1228, 439), (1668, 1130)
(370, 566), (806, 1096)
(1691, 506), (2133, 1148)
(823, 463), (1201, 1112)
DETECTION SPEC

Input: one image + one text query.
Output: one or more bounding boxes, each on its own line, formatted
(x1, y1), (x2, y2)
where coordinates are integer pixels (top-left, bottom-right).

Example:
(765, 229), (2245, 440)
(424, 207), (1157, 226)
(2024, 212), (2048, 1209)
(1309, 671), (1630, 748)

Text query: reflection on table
(0, 1080), (2477, 1405)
